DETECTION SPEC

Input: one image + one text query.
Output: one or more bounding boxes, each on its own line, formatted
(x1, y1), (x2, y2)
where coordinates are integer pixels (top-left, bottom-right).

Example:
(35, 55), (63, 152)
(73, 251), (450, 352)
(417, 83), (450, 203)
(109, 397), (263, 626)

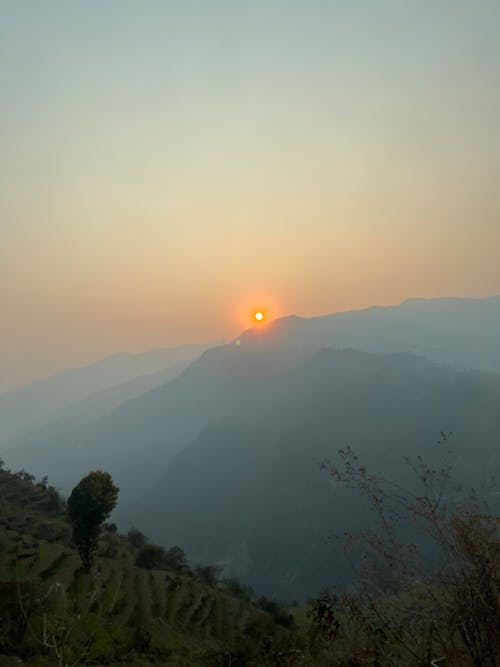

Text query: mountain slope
(0, 468), (295, 666)
(1, 344), (311, 499)
(3, 295), (500, 596)
(122, 349), (500, 599)
(0, 343), (211, 446)
(9, 361), (190, 444)
(4, 296), (500, 507)
(240, 295), (500, 372)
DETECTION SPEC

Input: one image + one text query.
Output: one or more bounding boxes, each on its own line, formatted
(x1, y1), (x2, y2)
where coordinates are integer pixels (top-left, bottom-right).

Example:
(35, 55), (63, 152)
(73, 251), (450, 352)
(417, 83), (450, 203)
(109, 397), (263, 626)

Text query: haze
(1, 0), (500, 391)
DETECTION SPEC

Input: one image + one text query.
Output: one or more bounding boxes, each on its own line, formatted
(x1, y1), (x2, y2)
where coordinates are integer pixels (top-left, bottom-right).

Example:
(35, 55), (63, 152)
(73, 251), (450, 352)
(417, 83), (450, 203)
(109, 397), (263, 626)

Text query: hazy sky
(1, 1), (500, 391)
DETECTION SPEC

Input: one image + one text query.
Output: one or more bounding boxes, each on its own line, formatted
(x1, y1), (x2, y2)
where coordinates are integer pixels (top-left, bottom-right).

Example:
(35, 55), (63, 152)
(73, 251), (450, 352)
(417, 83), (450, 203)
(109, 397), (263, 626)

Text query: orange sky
(1, 1), (500, 391)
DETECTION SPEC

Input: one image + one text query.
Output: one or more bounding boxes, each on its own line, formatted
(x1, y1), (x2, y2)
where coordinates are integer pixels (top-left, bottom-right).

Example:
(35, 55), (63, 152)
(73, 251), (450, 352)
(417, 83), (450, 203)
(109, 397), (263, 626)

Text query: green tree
(194, 564), (222, 586)
(164, 545), (188, 571)
(67, 471), (119, 571)
(135, 543), (166, 569)
(127, 526), (148, 549)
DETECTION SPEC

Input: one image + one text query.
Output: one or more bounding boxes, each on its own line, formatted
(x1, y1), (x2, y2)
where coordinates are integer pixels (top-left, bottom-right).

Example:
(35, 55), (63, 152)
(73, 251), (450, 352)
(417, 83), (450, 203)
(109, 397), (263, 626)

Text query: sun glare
(254, 311), (264, 322)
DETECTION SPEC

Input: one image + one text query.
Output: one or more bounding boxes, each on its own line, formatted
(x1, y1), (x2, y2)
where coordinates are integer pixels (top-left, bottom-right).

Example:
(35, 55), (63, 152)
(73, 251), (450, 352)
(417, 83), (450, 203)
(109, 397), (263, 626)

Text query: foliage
(44, 485), (64, 512)
(127, 526), (148, 548)
(194, 563), (222, 586)
(67, 471), (119, 571)
(223, 577), (255, 601)
(1, 464), (299, 666)
(315, 438), (500, 666)
(0, 581), (41, 654)
(135, 543), (166, 569)
(164, 545), (188, 571)
(256, 596), (296, 629)
(133, 541), (190, 576)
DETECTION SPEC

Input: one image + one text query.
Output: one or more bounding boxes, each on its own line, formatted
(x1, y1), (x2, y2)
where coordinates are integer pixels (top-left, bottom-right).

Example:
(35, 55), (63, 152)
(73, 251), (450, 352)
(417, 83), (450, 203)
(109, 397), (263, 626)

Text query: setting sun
(254, 311), (264, 322)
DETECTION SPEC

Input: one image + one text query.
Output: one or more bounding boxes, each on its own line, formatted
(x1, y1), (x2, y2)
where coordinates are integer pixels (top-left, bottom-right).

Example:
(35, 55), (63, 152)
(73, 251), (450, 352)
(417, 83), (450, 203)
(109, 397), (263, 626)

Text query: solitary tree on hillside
(67, 471), (119, 571)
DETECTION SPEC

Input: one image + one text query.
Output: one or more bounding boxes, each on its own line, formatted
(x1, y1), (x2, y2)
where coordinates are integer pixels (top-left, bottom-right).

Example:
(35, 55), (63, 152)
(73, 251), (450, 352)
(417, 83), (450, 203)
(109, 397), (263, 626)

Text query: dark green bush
(135, 544), (166, 569)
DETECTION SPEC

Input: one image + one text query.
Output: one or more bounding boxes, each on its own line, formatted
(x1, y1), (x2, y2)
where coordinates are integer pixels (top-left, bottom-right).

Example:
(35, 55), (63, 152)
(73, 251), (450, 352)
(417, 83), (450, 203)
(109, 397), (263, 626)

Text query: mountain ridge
(0, 343), (212, 446)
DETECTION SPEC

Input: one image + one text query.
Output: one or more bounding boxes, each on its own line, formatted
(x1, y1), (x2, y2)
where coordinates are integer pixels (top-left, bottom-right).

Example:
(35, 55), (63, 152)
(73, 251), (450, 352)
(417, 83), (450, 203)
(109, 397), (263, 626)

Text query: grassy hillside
(0, 468), (298, 666)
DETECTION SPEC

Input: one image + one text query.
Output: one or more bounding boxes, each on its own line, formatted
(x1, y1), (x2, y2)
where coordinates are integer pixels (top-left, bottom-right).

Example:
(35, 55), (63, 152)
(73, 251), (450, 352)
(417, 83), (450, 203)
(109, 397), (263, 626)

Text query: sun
(254, 311), (264, 322)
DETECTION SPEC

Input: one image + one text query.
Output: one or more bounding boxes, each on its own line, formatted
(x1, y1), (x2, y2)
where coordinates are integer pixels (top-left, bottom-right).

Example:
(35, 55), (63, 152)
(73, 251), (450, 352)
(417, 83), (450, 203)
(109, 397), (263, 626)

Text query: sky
(1, 0), (500, 392)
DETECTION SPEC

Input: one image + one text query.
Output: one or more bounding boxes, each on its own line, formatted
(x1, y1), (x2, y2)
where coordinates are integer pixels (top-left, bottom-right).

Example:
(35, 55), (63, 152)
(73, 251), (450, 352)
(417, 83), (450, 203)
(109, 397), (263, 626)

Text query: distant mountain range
(2, 295), (500, 598)
(0, 343), (212, 446)
(239, 295), (500, 372)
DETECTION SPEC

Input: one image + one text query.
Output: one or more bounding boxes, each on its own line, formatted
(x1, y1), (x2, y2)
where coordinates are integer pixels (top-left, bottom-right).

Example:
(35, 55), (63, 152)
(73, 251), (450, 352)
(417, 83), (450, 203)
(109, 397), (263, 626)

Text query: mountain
(0, 343), (211, 446)
(239, 295), (500, 372)
(1, 344), (303, 499)
(5, 295), (499, 494)
(3, 296), (500, 598)
(13, 362), (189, 440)
(120, 348), (500, 599)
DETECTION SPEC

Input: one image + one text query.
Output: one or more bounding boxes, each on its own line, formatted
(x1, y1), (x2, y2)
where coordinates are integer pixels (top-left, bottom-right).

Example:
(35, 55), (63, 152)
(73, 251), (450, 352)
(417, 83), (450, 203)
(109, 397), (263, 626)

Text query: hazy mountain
(1, 361), (190, 448)
(3, 295), (500, 497)
(122, 348), (500, 599)
(0, 343), (211, 446)
(3, 296), (500, 597)
(1, 343), (306, 499)
(240, 295), (500, 372)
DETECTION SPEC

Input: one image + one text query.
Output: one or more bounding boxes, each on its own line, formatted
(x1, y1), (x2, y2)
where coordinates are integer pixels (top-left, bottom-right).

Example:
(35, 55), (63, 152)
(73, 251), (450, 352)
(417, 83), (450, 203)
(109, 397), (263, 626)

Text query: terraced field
(0, 470), (297, 666)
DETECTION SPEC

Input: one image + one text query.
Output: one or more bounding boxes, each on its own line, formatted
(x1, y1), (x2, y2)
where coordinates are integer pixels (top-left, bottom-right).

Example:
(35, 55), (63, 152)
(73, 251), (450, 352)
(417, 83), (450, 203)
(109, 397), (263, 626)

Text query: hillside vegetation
(1, 452), (499, 666)
(0, 467), (297, 666)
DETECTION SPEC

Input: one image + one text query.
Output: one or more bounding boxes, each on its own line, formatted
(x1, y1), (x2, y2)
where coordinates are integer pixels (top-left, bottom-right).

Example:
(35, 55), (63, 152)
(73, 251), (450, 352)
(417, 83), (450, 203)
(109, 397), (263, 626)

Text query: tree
(127, 526), (148, 549)
(135, 544), (166, 569)
(194, 564), (222, 586)
(164, 545), (188, 571)
(67, 471), (119, 571)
